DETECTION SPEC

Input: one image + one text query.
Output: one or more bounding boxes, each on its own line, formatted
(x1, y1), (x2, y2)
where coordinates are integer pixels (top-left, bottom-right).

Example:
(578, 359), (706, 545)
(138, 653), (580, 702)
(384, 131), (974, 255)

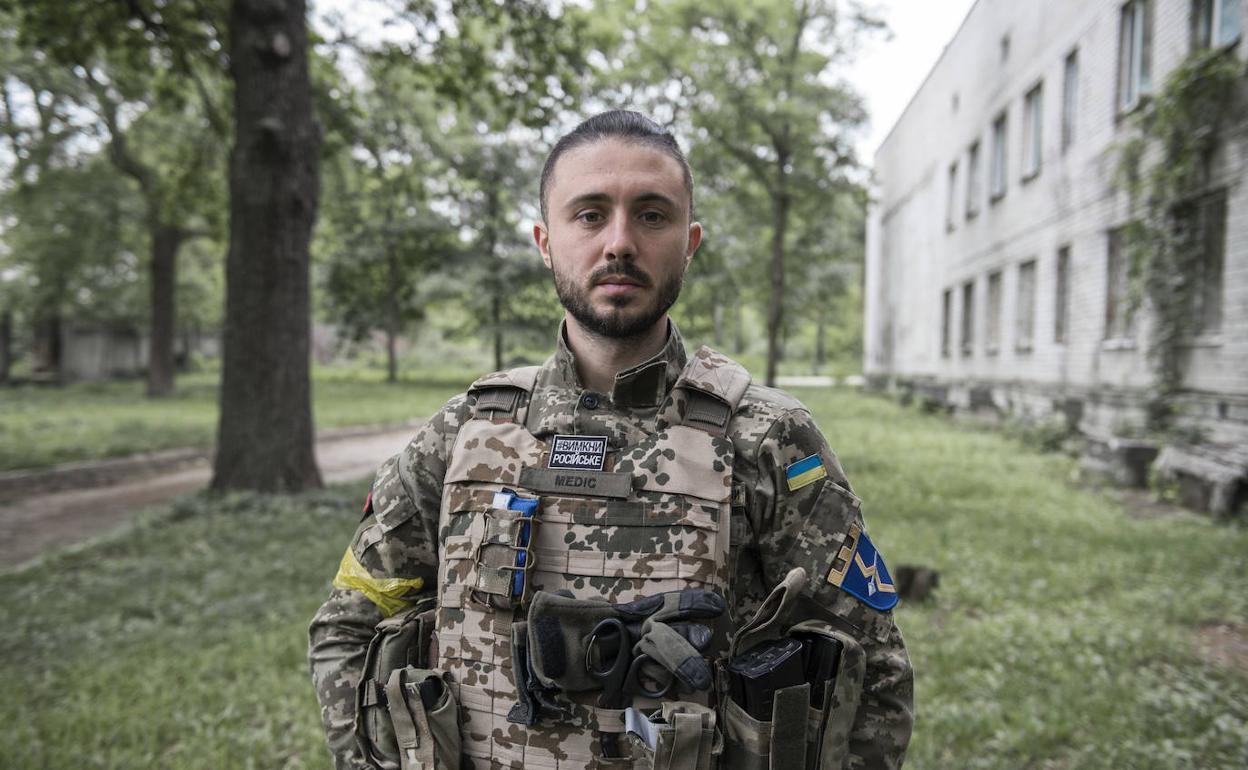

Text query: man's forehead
(548, 138), (688, 206)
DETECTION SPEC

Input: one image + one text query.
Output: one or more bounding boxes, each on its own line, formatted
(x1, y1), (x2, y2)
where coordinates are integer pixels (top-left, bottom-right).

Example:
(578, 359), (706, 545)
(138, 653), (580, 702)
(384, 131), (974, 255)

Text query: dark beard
(553, 258), (683, 340)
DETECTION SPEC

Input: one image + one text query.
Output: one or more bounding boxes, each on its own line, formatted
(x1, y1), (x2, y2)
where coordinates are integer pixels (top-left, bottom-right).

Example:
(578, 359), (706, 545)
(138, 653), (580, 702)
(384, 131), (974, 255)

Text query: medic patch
(547, 434), (608, 471)
(826, 523), (898, 611)
(785, 453), (827, 492)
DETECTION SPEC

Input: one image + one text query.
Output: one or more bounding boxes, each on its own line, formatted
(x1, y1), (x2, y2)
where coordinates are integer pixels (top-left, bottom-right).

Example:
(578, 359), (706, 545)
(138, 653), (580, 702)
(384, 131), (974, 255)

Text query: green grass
(1, 388), (1245, 768)
(0, 365), (473, 471)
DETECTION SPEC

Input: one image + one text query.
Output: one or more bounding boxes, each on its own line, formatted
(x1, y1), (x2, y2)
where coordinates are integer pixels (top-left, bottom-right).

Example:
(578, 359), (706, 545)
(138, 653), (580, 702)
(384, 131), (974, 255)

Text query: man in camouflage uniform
(309, 110), (913, 769)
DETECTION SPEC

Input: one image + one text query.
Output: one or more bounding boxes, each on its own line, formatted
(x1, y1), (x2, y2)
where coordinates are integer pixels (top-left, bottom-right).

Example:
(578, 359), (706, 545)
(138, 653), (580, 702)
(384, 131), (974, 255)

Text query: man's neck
(564, 315), (669, 394)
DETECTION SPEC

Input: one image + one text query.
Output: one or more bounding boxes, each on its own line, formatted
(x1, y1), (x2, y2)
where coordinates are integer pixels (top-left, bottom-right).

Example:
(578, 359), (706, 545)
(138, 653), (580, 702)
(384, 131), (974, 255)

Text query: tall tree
(594, 0), (876, 384)
(211, 0), (322, 492)
(5, 0), (229, 395)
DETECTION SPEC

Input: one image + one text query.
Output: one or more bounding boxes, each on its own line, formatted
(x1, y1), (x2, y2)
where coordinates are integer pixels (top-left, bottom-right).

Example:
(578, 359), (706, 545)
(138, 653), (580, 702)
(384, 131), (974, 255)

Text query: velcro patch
(825, 523), (898, 611)
(785, 454), (827, 492)
(547, 434), (608, 471)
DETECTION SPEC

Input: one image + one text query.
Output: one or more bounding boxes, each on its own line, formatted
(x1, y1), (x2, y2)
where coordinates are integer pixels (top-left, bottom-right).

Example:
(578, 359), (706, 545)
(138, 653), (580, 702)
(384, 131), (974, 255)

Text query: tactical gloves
(527, 588), (726, 694)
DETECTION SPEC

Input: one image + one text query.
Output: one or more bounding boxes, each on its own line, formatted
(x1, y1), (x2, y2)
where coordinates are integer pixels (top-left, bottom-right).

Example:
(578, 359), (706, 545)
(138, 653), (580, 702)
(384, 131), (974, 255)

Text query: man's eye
(577, 211), (604, 224)
(640, 211), (666, 225)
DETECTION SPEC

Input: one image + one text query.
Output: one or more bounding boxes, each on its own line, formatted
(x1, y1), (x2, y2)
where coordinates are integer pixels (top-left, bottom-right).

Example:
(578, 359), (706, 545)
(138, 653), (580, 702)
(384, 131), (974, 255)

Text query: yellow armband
(332, 546), (426, 617)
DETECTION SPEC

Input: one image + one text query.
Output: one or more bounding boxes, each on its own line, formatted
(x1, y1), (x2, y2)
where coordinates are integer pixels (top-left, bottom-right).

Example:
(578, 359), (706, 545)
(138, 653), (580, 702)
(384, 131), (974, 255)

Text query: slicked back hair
(539, 110), (694, 223)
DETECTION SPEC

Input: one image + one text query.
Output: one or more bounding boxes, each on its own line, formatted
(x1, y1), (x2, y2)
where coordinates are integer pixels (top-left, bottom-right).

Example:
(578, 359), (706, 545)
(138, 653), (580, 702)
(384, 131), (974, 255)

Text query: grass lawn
(1, 387), (1244, 768)
(0, 366), (475, 471)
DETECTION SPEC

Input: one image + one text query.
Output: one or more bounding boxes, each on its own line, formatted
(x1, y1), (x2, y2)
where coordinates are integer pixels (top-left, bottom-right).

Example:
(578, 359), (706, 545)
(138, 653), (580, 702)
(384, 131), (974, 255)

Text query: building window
(966, 141), (982, 219)
(941, 288), (953, 357)
(1022, 83), (1044, 180)
(1062, 50), (1078, 153)
(1105, 228), (1135, 340)
(1055, 245), (1071, 343)
(986, 271), (1003, 354)
(1000, 34), (1011, 62)
(1175, 190), (1227, 334)
(1016, 260), (1037, 352)
(1118, 0), (1153, 113)
(961, 280), (975, 356)
(1192, 0), (1242, 48)
(990, 111), (1008, 201)
(946, 161), (959, 231)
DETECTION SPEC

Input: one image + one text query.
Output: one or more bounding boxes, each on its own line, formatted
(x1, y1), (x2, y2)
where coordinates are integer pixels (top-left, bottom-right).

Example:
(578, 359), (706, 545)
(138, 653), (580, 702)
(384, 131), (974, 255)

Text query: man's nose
(603, 214), (636, 260)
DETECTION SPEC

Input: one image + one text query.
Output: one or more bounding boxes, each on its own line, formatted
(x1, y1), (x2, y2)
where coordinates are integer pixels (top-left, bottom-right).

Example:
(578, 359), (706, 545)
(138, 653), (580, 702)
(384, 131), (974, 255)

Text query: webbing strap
(770, 684), (809, 769)
(384, 668), (435, 770)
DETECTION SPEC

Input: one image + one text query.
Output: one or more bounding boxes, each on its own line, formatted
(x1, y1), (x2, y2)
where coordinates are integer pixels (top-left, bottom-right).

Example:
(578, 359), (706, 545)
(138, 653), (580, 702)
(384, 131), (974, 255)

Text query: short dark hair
(539, 110), (694, 223)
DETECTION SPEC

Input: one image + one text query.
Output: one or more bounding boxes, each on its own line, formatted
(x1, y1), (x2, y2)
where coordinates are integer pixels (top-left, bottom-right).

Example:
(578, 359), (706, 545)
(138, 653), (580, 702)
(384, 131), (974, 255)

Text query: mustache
(590, 262), (652, 288)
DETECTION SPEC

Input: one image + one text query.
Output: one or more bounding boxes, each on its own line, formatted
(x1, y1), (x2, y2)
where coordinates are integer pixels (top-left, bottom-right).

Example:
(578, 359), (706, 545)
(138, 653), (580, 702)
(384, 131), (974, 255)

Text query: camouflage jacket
(309, 323), (913, 769)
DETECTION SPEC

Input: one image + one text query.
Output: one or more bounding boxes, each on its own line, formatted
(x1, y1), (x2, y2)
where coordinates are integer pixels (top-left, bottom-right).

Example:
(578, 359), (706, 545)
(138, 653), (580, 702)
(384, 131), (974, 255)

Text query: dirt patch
(1193, 622), (1248, 675)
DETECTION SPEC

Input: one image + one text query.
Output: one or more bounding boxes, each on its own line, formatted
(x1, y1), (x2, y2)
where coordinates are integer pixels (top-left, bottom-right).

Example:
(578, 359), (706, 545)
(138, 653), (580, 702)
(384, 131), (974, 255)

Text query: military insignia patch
(548, 434), (608, 471)
(826, 523), (898, 611)
(785, 453), (827, 491)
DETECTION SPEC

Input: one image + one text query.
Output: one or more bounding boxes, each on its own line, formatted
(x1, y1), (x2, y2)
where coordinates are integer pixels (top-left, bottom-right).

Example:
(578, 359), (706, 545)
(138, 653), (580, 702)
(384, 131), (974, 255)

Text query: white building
(865, 0), (1248, 459)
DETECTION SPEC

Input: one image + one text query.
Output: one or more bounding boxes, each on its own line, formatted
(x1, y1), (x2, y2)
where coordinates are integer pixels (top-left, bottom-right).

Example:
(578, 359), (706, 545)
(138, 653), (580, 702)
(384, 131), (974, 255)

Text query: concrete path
(0, 426), (418, 570)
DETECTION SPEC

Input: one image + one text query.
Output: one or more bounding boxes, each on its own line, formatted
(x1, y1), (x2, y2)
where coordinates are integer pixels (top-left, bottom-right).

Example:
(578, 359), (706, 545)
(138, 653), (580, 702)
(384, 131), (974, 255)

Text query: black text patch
(547, 434), (608, 471)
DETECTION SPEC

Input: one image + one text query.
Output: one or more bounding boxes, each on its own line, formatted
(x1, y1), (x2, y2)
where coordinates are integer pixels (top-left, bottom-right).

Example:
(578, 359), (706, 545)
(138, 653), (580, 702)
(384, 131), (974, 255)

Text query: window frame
(960, 280), (976, 356)
(1022, 82), (1044, 181)
(986, 270), (1003, 355)
(1062, 49), (1079, 153)
(1192, 0), (1243, 49)
(989, 111), (1009, 202)
(1117, 0), (1154, 115)
(966, 141), (982, 220)
(946, 160), (959, 232)
(1055, 245), (1071, 344)
(1016, 259), (1038, 352)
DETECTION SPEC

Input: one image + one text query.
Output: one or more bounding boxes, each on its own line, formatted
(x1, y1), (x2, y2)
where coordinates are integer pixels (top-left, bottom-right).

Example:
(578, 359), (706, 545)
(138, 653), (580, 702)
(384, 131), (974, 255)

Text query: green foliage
(591, 0), (878, 381)
(1116, 49), (1243, 428)
(2, 389), (1246, 767)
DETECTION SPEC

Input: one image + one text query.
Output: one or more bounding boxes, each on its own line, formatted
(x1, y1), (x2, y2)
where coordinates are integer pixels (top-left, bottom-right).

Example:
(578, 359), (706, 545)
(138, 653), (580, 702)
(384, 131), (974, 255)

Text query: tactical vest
(433, 348), (751, 770)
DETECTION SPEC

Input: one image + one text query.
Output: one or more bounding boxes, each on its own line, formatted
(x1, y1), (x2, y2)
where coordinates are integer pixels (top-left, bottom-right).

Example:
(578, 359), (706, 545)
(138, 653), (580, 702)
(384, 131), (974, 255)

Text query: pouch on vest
(382, 667), (461, 770)
(355, 597), (440, 769)
(626, 701), (722, 770)
(719, 625), (864, 770)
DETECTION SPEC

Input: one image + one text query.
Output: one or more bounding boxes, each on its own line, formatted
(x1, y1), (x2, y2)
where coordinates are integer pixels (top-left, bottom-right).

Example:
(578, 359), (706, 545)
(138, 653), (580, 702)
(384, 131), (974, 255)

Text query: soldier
(309, 110), (913, 769)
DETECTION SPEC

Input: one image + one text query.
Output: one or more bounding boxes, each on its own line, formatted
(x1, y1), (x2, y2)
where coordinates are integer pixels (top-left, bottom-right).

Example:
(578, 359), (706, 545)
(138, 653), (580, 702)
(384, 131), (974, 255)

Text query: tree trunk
(814, 313), (826, 372)
(712, 301), (724, 348)
(147, 224), (182, 397)
(385, 245), (400, 383)
(493, 294), (504, 371)
(733, 302), (744, 355)
(0, 310), (11, 383)
(212, 0), (322, 493)
(765, 182), (790, 387)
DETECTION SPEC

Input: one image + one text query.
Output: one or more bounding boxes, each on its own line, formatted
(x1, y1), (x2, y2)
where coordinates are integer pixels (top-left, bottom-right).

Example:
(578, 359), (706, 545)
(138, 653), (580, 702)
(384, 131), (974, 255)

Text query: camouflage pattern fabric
(309, 322), (913, 769)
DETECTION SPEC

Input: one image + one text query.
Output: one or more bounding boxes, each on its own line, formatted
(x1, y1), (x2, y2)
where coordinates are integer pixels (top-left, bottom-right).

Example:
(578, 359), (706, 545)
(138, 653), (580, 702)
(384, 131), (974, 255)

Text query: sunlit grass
(0, 388), (1244, 768)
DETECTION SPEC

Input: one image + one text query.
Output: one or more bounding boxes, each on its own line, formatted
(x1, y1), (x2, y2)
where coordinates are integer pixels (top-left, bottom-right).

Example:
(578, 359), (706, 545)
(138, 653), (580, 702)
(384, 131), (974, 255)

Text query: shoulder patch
(826, 523), (898, 611)
(785, 454), (827, 491)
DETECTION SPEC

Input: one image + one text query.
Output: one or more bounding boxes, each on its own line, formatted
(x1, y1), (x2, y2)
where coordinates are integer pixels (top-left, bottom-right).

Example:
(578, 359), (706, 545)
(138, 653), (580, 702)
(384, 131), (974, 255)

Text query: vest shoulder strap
(468, 365), (540, 422)
(673, 347), (751, 435)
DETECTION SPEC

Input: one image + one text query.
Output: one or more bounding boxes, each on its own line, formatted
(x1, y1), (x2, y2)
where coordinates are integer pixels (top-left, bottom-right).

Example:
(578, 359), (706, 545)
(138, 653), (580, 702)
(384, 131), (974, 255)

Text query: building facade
(865, 0), (1248, 451)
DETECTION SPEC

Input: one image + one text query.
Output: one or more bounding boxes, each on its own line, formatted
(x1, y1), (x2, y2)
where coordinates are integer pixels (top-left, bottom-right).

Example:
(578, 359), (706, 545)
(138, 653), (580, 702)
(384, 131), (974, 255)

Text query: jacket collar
(548, 319), (687, 408)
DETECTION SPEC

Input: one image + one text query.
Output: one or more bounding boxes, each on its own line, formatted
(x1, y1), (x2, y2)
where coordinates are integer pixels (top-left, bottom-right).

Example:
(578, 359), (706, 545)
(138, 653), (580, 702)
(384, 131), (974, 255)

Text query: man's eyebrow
(563, 191), (680, 210)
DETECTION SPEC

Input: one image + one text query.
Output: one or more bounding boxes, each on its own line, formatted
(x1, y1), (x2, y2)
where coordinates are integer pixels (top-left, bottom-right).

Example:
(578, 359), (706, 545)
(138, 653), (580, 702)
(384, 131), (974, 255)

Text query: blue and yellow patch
(785, 453), (828, 492)
(826, 523), (898, 611)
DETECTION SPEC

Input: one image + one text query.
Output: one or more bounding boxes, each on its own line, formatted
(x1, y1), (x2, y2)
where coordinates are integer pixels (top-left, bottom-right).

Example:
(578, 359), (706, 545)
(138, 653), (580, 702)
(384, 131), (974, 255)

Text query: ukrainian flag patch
(785, 453), (827, 491)
(825, 523), (898, 611)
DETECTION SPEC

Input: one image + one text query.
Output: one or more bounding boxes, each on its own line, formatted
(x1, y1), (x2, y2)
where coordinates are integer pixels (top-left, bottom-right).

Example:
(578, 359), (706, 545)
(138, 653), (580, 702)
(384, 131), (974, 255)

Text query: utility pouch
(383, 667), (462, 770)
(355, 598), (438, 770)
(787, 621), (866, 770)
(470, 490), (539, 609)
(626, 702), (721, 770)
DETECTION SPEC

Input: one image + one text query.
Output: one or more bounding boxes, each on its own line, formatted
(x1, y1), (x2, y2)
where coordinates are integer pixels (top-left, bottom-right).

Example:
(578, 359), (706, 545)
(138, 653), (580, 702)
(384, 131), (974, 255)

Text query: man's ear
(685, 221), (703, 267)
(533, 222), (553, 269)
